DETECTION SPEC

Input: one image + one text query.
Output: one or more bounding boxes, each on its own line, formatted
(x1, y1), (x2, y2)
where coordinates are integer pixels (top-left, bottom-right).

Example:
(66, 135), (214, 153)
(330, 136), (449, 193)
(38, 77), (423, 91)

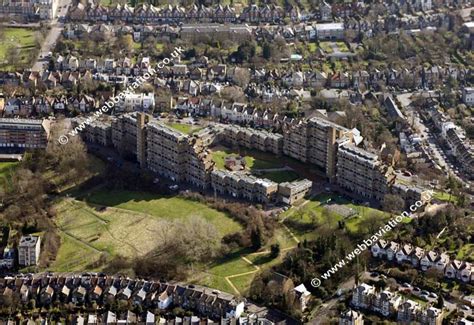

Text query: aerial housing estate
(78, 112), (427, 207)
(81, 112), (313, 205)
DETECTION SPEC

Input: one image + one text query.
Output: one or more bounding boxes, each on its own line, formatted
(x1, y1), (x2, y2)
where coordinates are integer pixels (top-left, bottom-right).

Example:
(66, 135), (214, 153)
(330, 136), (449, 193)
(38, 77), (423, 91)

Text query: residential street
(31, 0), (72, 72)
(396, 92), (472, 189)
(308, 270), (472, 323)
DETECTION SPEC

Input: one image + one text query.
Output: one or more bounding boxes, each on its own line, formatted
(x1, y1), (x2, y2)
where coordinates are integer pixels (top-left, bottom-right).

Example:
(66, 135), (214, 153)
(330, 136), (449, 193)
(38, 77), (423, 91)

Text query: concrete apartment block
(336, 143), (389, 201)
(277, 179), (312, 205)
(18, 235), (41, 266)
(146, 121), (188, 183)
(307, 117), (352, 180)
(0, 118), (50, 150)
(283, 117), (352, 180)
(112, 112), (140, 159)
(210, 170), (278, 203)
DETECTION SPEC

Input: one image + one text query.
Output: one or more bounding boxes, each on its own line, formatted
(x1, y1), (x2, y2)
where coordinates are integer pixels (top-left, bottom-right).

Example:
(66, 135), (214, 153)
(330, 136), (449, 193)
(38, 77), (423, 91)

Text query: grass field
(456, 244), (474, 261)
(230, 273), (255, 295)
(0, 162), (18, 181)
(433, 191), (458, 204)
(308, 43), (318, 53)
(51, 232), (103, 272)
(0, 161), (19, 192)
(282, 194), (393, 241)
(50, 184), (303, 296)
(50, 189), (244, 272)
(81, 189), (242, 235)
(0, 28), (37, 70)
(210, 147), (285, 171)
(319, 42), (334, 54)
(166, 122), (202, 135)
(336, 41), (350, 52)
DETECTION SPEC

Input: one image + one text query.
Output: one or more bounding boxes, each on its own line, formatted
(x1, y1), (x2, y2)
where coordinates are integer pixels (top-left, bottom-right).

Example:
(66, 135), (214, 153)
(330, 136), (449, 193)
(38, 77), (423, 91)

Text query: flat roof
(0, 118), (44, 125)
(315, 22), (344, 30)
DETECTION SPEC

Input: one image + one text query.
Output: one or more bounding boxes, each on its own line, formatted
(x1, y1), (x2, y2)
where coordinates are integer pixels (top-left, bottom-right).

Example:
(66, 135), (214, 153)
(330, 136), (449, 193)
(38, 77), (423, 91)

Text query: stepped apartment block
(77, 112), (428, 206)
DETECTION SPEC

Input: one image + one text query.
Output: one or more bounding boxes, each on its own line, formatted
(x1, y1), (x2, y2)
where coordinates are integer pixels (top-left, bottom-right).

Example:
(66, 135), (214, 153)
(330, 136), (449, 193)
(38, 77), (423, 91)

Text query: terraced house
(371, 240), (474, 284)
(0, 274), (288, 322)
(69, 3), (295, 23)
(351, 283), (443, 324)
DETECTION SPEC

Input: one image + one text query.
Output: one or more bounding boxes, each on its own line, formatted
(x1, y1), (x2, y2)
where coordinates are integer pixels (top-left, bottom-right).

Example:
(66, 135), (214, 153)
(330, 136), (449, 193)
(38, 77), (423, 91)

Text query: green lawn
(0, 161), (19, 191)
(50, 190), (243, 272)
(51, 233), (102, 272)
(433, 191), (458, 204)
(0, 161), (18, 179)
(207, 255), (256, 277)
(230, 273), (255, 295)
(82, 189), (242, 236)
(456, 244), (474, 261)
(189, 252), (256, 294)
(211, 148), (285, 171)
(166, 122), (202, 135)
(319, 42), (334, 54)
(308, 43), (318, 53)
(0, 28), (37, 71)
(282, 194), (393, 240)
(191, 272), (235, 294)
(336, 41), (350, 52)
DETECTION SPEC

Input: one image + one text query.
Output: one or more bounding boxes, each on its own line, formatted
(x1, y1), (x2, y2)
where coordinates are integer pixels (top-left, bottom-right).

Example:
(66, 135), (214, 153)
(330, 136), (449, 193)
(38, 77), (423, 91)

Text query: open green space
(456, 244), (474, 261)
(319, 42), (334, 54)
(166, 122), (202, 135)
(281, 193), (394, 241)
(191, 272), (235, 294)
(210, 147), (285, 171)
(207, 255), (256, 277)
(230, 273), (255, 295)
(80, 189), (242, 236)
(336, 41), (350, 52)
(308, 43), (318, 53)
(51, 232), (102, 272)
(189, 252), (256, 294)
(51, 188), (243, 272)
(0, 28), (38, 71)
(433, 191), (458, 204)
(0, 161), (18, 182)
